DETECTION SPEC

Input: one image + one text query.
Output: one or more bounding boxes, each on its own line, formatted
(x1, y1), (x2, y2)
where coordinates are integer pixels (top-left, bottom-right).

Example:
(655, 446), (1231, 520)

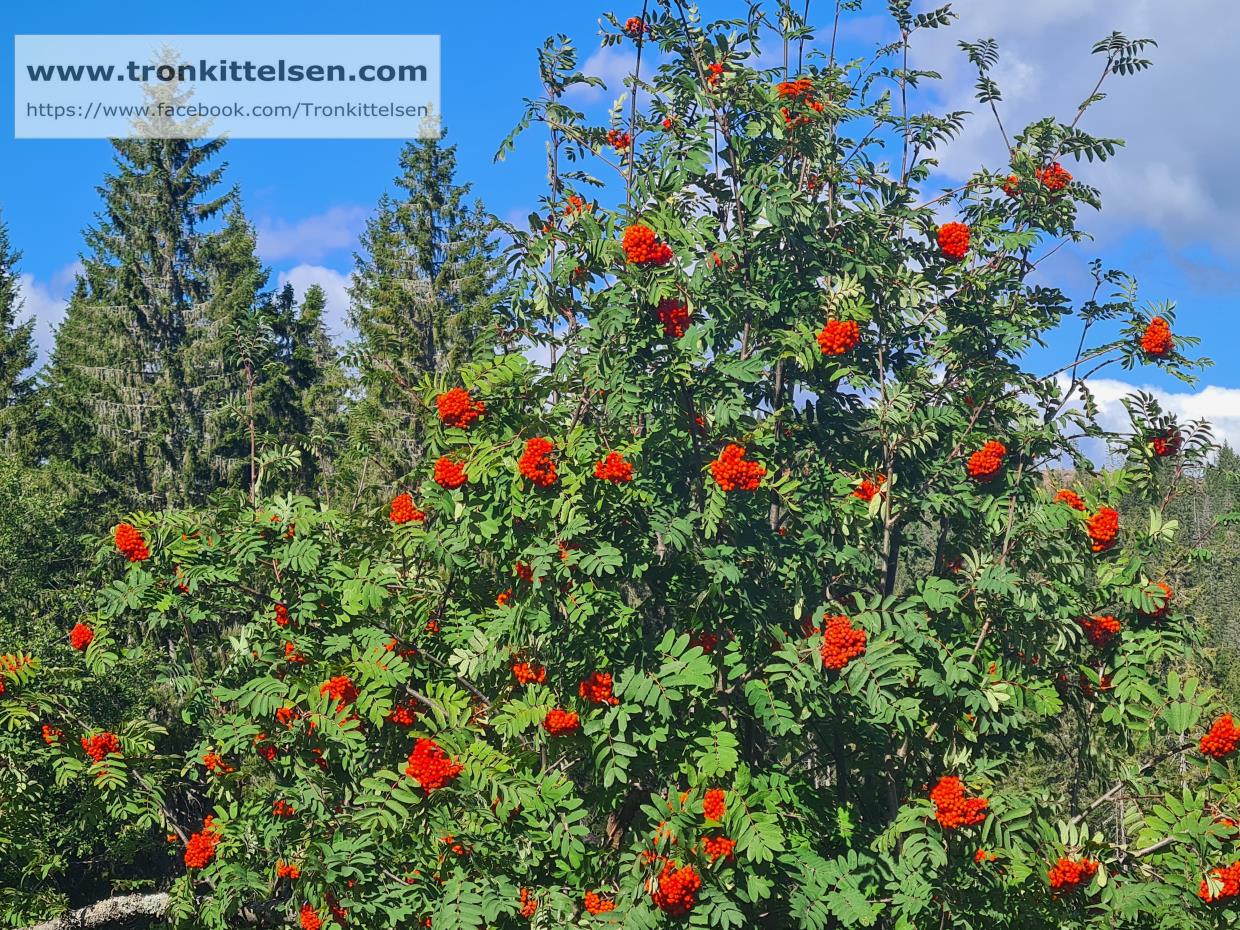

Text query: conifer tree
(348, 133), (504, 487)
(0, 214), (37, 454)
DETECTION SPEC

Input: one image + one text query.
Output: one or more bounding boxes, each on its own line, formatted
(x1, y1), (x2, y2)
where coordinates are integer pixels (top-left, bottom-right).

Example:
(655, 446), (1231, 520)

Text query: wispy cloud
(16, 260), (82, 361)
(276, 264), (354, 341)
(257, 205), (367, 263)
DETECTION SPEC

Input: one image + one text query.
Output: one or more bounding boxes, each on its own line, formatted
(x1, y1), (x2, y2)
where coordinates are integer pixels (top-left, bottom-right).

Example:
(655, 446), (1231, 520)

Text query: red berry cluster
(433, 456), (468, 489)
(202, 751), (235, 776)
(42, 725), (62, 745)
(622, 224), (673, 266)
(1078, 614), (1121, 648)
(1141, 580), (1174, 618)
(543, 708), (581, 736)
(594, 451), (634, 483)
(518, 887), (538, 918)
(650, 861), (702, 916)
(702, 835), (737, 862)
(1201, 714), (1240, 760)
(623, 16), (649, 38)
(385, 698), (419, 727)
(937, 222), (970, 261)
(820, 614), (867, 671)
(975, 849), (998, 864)
(584, 891), (615, 915)
(710, 444), (765, 492)
(389, 492), (425, 524)
(1047, 857), (1099, 893)
(69, 622), (94, 651)
(1200, 862), (1240, 903)
(706, 62), (724, 88)
(436, 387), (486, 429)
(1036, 162), (1073, 192)
(1085, 507), (1119, 553)
(690, 631), (718, 653)
(579, 671), (619, 706)
(817, 318), (860, 356)
(184, 817), (221, 869)
(1140, 317), (1174, 357)
(776, 77), (824, 128)
(274, 603), (290, 627)
(518, 437), (557, 487)
(854, 474), (885, 503)
(703, 788), (726, 822)
(1054, 489), (1086, 511)
(300, 904), (322, 930)
(1001, 174), (1021, 197)
(1151, 430), (1181, 457)
(276, 860), (300, 880)
(512, 661), (546, 686)
(114, 522), (149, 561)
(320, 675), (359, 706)
(81, 731), (121, 762)
(514, 561), (535, 583)
(405, 738), (463, 793)
(929, 776), (989, 830)
(284, 642), (307, 664)
(272, 799), (297, 819)
(606, 129), (632, 153)
(966, 441), (1006, 481)
(657, 298), (691, 338)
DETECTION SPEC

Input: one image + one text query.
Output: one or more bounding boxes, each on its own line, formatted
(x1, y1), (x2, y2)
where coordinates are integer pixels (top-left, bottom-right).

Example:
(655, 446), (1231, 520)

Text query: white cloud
(257, 205), (367, 263)
(910, 0), (1240, 257)
(565, 46), (639, 103)
(1060, 376), (1240, 453)
(276, 265), (353, 341)
(16, 260), (82, 361)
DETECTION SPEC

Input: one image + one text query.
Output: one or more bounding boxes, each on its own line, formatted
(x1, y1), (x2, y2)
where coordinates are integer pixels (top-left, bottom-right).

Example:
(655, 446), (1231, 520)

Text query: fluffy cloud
(910, 0), (1240, 256)
(564, 45), (639, 104)
(16, 261), (81, 360)
(276, 264), (353, 340)
(257, 205), (368, 263)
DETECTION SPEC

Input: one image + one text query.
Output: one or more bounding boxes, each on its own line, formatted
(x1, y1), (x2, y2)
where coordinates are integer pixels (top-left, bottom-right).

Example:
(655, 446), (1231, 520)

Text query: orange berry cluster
(1151, 430), (1181, 457)
(854, 474), (884, 502)
(272, 799), (297, 819)
(512, 661), (546, 686)
(183, 817), (221, 869)
(1085, 507), (1119, 552)
(69, 622), (94, 651)
(518, 437), (557, 487)
(202, 751), (235, 776)
(1036, 162), (1073, 192)
(594, 451), (634, 483)
(389, 492), (426, 524)
(820, 614), (867, 671)
(1078, 614), (1121, 648)
(1054, 488), (1086, 511)
(386, 698), (418, 727)
(929, 776), (989, 830)
(42, 725), (62, 745)
(81, 731), (121, 762)
(706, 62), (724, 88)
(703, 788), (726, 822)
(1141, 317), (1173, 357)
(623, 16), (649, 38)
(518, 887), (538, 918)
(606, 129), (632, 153)
(966, 440), (1006, 481)
(1001, 174), (1021, 197)
(702, 835), (737, 862)
(405, 738), (463, 793)
(300, 904), (322, 930)
(514, 561), (535, 583)
(657, 297), (691, 338)
(937, 222), (970, 261)
(436, 387), (486, 429)
(776, 77), (824, 128)
(274, 603), (290, 627)
(543, 708), (581, 736)
(276, 860), (300, 880)
(1201, 714), (1240, 760)
(284, 642), (306, 664)
(114, 522), (149, 561)
(433, 456), (468, 489)
(817, 318), (860, 356)
(579, 671), (619, 706)
(1047, 856), (1098, 892)
(622, 224), (673, 266)
(974, 848), (998, 864)
(320, 675), (359, 706)
(1200, 862), (1240, 903)
(651, 860), (702, 916)
(710, 444), (765, 492)
(584, 891), (615, 915)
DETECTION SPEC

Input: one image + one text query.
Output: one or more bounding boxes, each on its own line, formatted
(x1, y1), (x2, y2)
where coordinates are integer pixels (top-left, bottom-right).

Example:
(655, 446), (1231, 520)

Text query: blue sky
(3, 0), (1237, 444)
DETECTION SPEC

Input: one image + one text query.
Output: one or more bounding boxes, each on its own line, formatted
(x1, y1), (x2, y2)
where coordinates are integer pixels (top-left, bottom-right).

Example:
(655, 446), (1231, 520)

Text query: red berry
(657, 298), (691, 338)
(702, 834), (737, 862)
(929, 776), (989, 830)
(1201, 714), (1240, 760)
(319, 675), (359, 706)
(1047, 856), (1098, 893)
(404, 738), (463, 793)
(69, 622), (94, 651)
(650, 860), (702, 916)
(816, 319), (860, 356)
(518, 437), (557, 487)
(710, 444), (765, 492)
(433, 457), (468, 490)
(1077, 614), (1121, 648)
(1036, 162), (1072, 192)
(113, 522), (150, 561)
(543, 708), (580, 736)
(1085, 507), (1119, 553)
(435, 387), (486, 429)
(584, 890), (615, 914)
(937, 222), (970, 261)
(183, 816), (221, 870)
(1140, 317), (1174, 357)
(703, 788), (726, 822)
(820, 614), (867, 671)
(966, 441), (1006, 481)
(622, 224), (673, 266)
(579, 671), (619, 706)
(80, 731), (121, 762)
(1054, 489), (1086, 511)
(1200, 861), (1240, 903)
(389, 492), (426, 524)
(594, 451), (634, 483)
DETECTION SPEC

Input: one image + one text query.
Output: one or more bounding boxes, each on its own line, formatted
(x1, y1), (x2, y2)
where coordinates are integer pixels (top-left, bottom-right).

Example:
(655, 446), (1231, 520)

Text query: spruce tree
(44, 136), (262, 508)
(348, 132), (503, 487)
(0, 214), (37, 454)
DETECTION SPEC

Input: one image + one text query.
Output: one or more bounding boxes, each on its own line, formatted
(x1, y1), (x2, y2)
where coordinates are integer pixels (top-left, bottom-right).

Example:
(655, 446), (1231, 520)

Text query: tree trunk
(24, 893), (169, 930)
